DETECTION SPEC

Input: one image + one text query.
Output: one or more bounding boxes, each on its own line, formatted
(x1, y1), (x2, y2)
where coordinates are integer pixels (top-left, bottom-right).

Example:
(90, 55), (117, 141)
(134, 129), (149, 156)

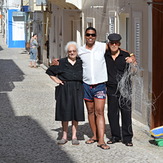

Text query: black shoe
(123, 142), (133, 147)
(107, 137), (121, 144)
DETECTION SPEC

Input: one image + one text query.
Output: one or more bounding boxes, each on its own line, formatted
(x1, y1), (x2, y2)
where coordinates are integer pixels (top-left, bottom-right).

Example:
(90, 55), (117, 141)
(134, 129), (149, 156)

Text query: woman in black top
(46, 41), (84, 145)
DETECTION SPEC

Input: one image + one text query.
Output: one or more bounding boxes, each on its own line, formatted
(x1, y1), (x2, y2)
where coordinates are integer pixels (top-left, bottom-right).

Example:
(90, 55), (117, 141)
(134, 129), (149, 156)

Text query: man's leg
(107, 95), (121, 141)
(94, 98), (110, 149)
(85, 101), (98, 142)
(94, 98), (106, 144)
(121, 102), (133, 144)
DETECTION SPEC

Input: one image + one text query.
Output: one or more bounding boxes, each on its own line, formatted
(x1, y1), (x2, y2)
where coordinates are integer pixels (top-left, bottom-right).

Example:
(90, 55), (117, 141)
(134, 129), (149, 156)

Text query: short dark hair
(85, 27), (96, 34)
(33, 33), (37, 37)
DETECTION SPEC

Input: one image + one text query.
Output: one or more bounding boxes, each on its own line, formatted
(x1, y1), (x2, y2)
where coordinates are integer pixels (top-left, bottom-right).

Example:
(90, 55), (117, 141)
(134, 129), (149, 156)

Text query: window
(108, 11), (116, 34)
(133, 12), (142, 65)
(53, 16), (56, 42)
(109, 17), (115, 34)
(86, 17), (95, 27)
(126, 17), (129, 51)
(36, 0), (46, 6)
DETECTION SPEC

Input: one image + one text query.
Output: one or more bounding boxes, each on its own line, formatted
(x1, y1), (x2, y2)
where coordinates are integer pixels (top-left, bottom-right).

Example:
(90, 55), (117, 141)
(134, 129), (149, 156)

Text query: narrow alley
(0, 34), (162, 163)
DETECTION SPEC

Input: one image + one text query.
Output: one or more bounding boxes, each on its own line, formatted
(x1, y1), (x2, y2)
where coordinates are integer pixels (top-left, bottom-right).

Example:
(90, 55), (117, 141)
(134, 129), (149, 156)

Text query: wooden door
(151, 0), (163, 128)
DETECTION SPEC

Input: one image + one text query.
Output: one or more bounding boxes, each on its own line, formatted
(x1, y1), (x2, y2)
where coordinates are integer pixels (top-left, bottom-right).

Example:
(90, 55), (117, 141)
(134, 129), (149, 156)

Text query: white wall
(66, 0), (82, 9)
(120, 0), (151, 125)
(119, 13), (129, 50)
(48, 4), (81, 62)
(6, 0), (21, 9)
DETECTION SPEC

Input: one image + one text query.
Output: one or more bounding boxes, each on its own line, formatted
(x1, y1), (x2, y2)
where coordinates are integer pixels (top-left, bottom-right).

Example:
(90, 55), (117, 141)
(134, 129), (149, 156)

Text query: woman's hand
(50, 76), (64, 85)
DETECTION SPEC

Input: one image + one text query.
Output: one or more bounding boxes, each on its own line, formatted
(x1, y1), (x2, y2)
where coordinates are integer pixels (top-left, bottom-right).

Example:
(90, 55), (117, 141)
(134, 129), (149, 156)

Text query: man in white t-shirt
(78, 27), (110, 150)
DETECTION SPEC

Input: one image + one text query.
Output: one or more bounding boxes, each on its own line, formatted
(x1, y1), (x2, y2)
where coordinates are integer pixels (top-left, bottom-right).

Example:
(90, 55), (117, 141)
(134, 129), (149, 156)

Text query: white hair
(65, 41), (78, 54)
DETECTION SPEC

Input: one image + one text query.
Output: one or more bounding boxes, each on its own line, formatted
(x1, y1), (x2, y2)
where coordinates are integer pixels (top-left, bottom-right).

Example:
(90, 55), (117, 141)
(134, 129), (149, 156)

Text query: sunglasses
(109, 41), (120, 45)
(85, 33), (96, 37)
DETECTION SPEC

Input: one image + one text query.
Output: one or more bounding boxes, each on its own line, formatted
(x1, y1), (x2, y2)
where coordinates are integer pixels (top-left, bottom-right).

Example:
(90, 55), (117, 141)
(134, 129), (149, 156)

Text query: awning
(48, 0), (81, 10)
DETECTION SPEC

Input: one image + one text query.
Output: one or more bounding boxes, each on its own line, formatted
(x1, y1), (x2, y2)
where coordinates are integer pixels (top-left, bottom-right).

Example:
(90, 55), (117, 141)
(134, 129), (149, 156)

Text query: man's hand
(125, 53), (137, 65)
(125, 57), (133, 63)
(51, 58), (59, 66)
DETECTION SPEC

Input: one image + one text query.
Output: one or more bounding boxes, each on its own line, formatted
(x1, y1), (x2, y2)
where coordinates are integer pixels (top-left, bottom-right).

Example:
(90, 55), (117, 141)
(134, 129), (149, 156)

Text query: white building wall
(2, 0), (22, 42)
(79, 0), (151, 126)
(81, 0), (123, 44)
(46, 0), (151, 125)
(66, 0), (82, 9)
(48, 4), (81, 62)
(119, 13), (128, 50)
(5, 0), (21, 10)
(118, 0), (151, 125)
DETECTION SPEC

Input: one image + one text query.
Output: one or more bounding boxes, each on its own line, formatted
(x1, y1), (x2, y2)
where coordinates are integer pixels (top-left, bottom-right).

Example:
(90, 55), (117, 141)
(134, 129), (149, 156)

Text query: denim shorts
(83, 82), (106, 101)
(30, 48), (37, 61)
(30, 53), (37, 61)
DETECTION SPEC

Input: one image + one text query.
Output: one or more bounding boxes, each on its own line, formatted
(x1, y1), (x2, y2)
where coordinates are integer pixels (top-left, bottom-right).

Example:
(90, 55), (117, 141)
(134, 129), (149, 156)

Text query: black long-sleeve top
(46, 57), (83, 82)
(104, 48), (130, 86)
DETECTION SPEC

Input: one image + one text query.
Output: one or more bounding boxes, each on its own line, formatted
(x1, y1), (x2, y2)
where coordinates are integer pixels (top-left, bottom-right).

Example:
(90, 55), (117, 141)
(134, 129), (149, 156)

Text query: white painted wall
(66, 0), (82, 9)
(5, 0), (21, 9)
(45, 0), (151, 126)
(119, 13), (128, 50)
(48, 4), (81, 62)
(120, 0), (151, 125)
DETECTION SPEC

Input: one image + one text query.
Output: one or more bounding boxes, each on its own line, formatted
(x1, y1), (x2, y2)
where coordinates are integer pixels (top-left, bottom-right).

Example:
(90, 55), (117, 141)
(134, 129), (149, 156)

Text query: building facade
(1, 0), (162, 129)
(43, 0), (154, 127)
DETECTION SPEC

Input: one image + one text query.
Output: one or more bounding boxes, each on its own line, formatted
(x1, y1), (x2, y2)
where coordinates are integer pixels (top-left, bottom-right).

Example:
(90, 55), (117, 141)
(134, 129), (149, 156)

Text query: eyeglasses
(68, 50), (77, 53)
(85, 33), (96, 37)
(109, 41), (120, 45)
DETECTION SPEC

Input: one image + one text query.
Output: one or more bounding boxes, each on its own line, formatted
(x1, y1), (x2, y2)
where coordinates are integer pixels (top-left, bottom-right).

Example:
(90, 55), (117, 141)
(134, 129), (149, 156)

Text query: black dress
(46, 57), (85, 121)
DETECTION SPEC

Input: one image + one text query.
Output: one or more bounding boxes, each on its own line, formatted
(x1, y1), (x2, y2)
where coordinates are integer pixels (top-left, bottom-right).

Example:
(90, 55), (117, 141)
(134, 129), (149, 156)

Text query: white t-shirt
(78, 41), (108, 85)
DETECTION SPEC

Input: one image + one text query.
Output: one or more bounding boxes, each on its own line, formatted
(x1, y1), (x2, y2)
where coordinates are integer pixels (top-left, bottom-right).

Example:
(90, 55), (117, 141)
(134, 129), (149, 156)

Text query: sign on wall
(12, 21), (25, 41)
(12, 12), (25, 41)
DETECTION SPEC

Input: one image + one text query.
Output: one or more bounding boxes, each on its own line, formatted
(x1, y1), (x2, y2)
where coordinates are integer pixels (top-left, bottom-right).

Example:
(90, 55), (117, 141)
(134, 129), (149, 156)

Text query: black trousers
(107, 86), (133, 143)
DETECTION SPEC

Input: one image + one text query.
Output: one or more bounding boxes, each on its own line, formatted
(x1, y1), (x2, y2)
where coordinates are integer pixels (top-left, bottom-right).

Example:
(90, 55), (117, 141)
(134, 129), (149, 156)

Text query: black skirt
(55, 81), (85, 121)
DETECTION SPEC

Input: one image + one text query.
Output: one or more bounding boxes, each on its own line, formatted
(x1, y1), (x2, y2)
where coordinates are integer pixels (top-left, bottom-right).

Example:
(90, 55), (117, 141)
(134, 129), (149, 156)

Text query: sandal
(85, 138), (98, 144)
(107, 138), (121, 144)
(57, 139), (68, 145)
(97, 144), (110, 150)
(124, 142), (133, 147)
(72, 138), (79, 145)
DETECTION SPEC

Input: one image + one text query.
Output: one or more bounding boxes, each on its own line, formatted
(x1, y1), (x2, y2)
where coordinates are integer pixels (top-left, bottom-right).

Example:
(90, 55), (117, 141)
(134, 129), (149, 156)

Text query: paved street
(0, 34), (162, 163)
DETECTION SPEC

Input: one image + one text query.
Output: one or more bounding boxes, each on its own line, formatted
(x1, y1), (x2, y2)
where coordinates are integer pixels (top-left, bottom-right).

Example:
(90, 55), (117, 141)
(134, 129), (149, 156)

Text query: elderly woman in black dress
(46, 41), (84, 145)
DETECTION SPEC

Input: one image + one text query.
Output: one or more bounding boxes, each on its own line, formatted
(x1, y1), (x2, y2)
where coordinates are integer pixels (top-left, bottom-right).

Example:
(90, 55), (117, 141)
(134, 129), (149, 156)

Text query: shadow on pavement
(53, 122), (112, 141)
(0, 60), (75, 163)
(0, 45), (3, 51)
(149, 139), (157, 146)
(0, 59), (24, 92)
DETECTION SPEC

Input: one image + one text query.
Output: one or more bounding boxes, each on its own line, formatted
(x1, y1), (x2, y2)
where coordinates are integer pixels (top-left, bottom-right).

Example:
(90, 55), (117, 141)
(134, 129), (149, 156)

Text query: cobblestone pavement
(0, 34), (162, 163)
